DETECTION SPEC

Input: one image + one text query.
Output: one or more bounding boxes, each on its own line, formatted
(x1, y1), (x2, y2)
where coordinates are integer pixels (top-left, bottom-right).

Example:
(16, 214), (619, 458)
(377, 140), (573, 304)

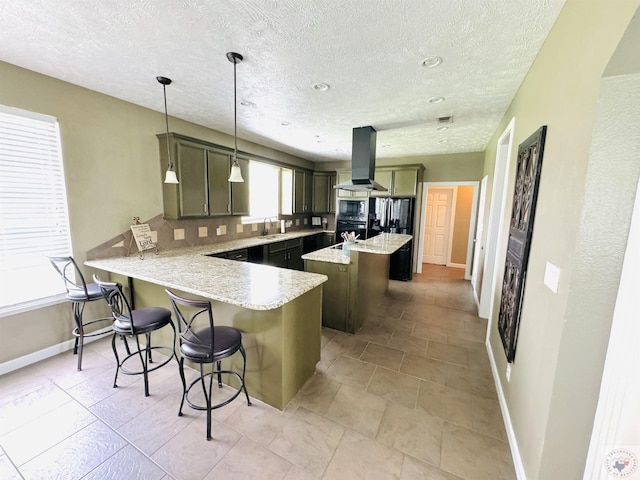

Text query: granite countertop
(301, 233), (412, 265)
(85, 231), (331, 311)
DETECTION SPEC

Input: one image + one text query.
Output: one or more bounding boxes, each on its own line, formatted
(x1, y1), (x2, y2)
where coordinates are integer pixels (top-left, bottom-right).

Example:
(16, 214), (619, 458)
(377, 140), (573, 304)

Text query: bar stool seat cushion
(113, 307), (173, 335)
(67, 282), (104, 301)
(181, 326), (241, 361)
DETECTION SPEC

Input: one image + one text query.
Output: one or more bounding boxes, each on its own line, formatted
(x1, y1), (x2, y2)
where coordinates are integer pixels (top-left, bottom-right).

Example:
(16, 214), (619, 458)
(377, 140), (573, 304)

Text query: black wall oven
(336, 199), (367, 241)
(336, 220), (367, 242)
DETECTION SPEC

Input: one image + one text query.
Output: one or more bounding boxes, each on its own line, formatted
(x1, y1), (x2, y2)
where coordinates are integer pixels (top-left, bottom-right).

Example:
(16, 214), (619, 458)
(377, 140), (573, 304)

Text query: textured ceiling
(0, 0), (565, 163)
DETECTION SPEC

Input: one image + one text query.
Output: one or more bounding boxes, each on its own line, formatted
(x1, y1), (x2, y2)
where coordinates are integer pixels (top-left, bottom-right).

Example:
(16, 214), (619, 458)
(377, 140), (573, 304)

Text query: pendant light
(157, 76), (178, 184)
(226, 52), (244, 183)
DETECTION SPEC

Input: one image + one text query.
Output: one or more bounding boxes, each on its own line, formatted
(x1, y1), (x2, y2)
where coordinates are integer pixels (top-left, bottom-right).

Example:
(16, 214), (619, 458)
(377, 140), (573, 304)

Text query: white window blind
(0, 105), (72, 315)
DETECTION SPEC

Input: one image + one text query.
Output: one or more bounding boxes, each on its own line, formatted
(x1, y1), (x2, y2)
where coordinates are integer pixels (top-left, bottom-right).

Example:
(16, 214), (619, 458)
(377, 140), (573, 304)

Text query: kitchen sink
(262, 234), (287, 239)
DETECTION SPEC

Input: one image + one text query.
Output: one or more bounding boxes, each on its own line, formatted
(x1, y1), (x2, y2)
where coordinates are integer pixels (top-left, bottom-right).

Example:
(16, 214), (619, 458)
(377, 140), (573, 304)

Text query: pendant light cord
(233, 60), (238, 163)
(163, 84), (172, 169)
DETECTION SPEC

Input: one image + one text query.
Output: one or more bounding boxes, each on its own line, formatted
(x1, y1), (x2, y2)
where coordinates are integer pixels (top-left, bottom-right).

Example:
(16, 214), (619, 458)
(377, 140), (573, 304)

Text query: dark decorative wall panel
(498, 126), (547, 362)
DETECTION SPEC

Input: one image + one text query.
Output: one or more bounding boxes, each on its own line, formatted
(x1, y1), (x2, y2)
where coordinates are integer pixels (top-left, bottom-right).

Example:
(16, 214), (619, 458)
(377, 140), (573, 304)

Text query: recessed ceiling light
(436, 126), (449, 131)
(381, 144), (391, 148)
(240, 100), (254, 107)
(438, 139), (448, 144)
(428, 96), (445, 104)
(281, 121), (291, 126)
(312, 82), (330, 91)
(421, 56), (443, 68)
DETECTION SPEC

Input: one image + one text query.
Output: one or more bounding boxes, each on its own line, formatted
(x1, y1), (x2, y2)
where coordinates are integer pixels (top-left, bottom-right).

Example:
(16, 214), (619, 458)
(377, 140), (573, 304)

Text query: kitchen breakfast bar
(86, 232), (411, 410)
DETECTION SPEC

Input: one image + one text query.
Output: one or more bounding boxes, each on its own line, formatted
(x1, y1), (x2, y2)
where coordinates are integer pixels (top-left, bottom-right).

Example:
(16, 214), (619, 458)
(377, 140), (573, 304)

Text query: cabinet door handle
(203, 203), (208, 214)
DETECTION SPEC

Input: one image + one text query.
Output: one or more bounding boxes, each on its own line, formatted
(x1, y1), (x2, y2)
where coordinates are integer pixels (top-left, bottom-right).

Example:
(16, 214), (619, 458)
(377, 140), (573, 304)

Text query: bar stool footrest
(118, 345), (176, 376)
(184, 370), (250, 411)
(72, 316), (113, 338)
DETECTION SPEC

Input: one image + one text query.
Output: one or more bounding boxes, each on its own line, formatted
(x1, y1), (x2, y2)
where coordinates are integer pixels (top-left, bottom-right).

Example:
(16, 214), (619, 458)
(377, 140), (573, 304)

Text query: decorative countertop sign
(129, 218), (158, 259)
(130, 223), (155, 251)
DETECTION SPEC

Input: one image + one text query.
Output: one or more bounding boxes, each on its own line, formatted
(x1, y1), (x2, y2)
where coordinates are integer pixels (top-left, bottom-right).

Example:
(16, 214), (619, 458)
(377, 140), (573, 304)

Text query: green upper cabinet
(293, 169), (313, 213)
(312, 172), (336, 213)
(336, 170), (369, 198)
(371, 169), (393, 197)
(370, 166), (423, 197)
(176, 142), (209, 217)
(392, 168), (419, 196)
(329, 173), (336, 212)
(336, 171), (350, 198)
(305, 171), (313, 212)
(158, 133), (249, 219)
(207, 151), (231, 215)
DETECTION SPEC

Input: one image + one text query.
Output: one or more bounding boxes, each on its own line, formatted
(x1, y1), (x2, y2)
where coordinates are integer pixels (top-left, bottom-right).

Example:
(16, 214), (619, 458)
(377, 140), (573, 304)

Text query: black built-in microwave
(337, 199), (366, 221)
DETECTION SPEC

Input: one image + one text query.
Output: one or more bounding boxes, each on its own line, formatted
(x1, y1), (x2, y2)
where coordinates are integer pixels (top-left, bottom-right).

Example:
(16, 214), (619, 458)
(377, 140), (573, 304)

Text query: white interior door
(479, 118), (515, 320)
(423, 188), (453, 265)
(472, 176), (488, 300)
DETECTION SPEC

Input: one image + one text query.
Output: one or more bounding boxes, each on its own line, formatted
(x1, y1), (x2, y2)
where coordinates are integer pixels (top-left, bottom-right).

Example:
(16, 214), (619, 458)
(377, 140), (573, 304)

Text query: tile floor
(0, 265), (516, 480)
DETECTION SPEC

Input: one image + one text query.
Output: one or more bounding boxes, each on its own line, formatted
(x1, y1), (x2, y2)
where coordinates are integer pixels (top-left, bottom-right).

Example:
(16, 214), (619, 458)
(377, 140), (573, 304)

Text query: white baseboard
(486, 340), (527, 479)
(473, 286), (481, 311)
(447, 262), (466, 269)
(0, 326), (112, 376)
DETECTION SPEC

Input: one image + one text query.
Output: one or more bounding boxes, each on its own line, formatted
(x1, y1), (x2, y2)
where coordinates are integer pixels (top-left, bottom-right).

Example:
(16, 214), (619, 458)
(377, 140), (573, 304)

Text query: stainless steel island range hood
(334, 126), (387, 192)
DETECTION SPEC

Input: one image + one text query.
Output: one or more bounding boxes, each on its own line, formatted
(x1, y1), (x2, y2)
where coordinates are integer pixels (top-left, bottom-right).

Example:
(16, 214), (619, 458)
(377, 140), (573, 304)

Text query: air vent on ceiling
(437, 115), (454, 125)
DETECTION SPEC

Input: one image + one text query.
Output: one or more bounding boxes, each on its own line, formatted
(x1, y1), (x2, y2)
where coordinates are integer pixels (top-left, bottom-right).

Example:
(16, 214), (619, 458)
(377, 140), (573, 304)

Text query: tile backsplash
(86, 213), (335, 260)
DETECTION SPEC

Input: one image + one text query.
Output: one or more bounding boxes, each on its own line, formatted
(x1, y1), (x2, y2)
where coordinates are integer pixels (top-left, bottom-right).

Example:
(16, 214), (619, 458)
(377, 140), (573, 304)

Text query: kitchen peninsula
(302, 233), (412, 333)
(85, 235), (328, 410)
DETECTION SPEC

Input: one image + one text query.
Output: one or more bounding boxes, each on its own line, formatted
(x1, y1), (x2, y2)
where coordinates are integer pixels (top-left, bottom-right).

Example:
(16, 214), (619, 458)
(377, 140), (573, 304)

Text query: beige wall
(378, 152), (485, 182)
(450, 186), (473, 265)
(0, 61), (312, 364)
(480, 1), (640, 478)
(315, 151), (485, 183)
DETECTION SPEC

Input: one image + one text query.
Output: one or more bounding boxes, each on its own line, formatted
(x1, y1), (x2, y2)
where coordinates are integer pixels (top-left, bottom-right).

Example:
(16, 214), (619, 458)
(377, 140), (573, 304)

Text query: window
(242, 160), (280, 223)
(280, 168), (293, 215)
(0, 105), (72, 315)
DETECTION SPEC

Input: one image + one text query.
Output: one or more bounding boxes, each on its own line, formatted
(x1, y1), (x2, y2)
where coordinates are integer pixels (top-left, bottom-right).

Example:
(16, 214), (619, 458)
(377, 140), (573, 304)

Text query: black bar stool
(165, 289), (251, 440)
(47, 256), (114, 371)
(94, 276), (178, 397)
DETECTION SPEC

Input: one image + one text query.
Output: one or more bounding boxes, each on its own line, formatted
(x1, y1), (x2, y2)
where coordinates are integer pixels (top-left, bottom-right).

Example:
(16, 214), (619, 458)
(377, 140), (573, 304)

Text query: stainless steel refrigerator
(368, 197), (414, 280)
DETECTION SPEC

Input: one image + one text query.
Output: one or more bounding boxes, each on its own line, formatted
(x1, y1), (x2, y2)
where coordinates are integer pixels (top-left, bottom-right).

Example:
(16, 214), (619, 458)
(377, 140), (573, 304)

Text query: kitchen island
(302, 233), (412, 333)
(86, 244), (327, 410)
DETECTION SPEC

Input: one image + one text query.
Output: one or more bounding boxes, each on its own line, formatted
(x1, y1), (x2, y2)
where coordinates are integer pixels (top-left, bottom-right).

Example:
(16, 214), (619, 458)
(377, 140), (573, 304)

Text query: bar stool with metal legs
(94, 276), (178, 397)
(47, 256), (114, 371)
(165, 289), (251, 440)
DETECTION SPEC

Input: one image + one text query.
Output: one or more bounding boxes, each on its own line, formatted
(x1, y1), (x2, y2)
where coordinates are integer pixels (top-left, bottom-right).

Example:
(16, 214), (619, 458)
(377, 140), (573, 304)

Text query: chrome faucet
(262, 217), (273, 236)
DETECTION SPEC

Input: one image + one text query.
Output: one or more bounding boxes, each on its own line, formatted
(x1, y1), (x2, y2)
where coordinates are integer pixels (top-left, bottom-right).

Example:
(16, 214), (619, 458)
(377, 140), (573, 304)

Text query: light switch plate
(198, 226), (207, 238)
(236, 224), (243, 233)
(544, 261), (560, 294)
(173, 229), (185, 240)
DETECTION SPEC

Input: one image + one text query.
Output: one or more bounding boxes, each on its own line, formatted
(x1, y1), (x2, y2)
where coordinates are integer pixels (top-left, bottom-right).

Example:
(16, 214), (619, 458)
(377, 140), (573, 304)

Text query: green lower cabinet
(305, 250), (390, 334)
(264, 239), (303, 271)
(304, 260), (352, 332)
